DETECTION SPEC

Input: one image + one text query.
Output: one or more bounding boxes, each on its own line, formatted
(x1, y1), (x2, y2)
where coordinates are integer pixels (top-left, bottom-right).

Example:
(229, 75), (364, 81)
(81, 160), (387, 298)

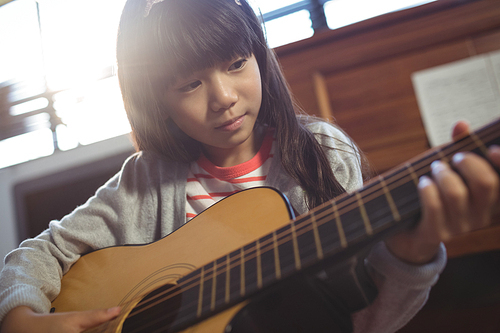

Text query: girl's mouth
(216, 115), (245, 131)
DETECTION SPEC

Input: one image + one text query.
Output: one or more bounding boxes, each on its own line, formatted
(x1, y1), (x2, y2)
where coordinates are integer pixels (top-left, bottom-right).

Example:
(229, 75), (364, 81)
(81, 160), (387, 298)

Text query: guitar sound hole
(122, 283), (182, 333)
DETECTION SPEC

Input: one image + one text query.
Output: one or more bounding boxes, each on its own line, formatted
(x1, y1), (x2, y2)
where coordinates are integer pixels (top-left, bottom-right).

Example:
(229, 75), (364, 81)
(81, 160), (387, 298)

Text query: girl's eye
(229, 59), (247, 71)
(179, 80), (201, 92)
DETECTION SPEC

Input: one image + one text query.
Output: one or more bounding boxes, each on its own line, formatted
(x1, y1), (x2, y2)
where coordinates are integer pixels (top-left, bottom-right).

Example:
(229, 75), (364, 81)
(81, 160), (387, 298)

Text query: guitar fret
(405, 162), (419, 187)
(210, 261), (217, 310)
(436, 148), (448, 163)
(214, 262), (226, 308)
(380, 179), (401, 222)
(332, 203), (347, 248)
(294, 218), (320, 268)
(201, 263), (214, 315)
(225, 254), (230, 304)
(240, 248), (245, 297)
(243, 243), (258, 295)
(228, 251), (241, 301)
(310, 212), (324, 259)
(259, 234), (276, 286)
(273, 231), (282, 279)
(291, 222), (301, 270)
(276, 225), (295, 276)
(256, 239), (263, 288)
(470, 132), (489, 156)
(197, 267), (204, 317)
(355, 192), (373, 235)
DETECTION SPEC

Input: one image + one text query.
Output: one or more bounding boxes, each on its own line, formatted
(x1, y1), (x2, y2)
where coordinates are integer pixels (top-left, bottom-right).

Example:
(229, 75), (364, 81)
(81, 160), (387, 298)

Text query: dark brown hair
(117, 0), (368, 209)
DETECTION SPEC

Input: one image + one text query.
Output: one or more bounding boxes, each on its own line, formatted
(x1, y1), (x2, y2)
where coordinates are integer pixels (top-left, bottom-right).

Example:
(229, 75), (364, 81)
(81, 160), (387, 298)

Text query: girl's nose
(209, 76), (238, 112)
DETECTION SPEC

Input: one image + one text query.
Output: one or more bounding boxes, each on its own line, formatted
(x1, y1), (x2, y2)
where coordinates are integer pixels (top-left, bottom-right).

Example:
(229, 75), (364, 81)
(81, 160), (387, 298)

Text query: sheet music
(412, 50), (500, 147)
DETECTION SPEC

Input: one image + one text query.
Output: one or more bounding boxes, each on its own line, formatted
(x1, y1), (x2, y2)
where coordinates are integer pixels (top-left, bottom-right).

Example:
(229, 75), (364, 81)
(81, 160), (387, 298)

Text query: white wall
(0, 134), (134, 269)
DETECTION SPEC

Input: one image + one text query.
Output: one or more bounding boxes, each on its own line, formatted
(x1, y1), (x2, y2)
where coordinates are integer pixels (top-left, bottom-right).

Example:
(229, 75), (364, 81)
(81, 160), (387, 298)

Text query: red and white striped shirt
(185, 129), (275, 221)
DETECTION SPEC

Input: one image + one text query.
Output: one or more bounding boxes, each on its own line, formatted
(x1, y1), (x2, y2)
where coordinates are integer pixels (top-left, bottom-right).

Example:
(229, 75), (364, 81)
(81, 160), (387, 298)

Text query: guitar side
(51, 187), (294, 332)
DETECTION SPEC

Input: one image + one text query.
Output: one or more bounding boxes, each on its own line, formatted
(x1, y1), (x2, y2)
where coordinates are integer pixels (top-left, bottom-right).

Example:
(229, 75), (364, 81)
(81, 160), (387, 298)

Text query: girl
(1, 0), (499, 332)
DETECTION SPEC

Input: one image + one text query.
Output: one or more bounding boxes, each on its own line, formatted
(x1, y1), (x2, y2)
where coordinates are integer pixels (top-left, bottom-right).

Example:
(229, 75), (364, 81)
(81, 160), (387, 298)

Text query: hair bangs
(145, 0), (257, 87)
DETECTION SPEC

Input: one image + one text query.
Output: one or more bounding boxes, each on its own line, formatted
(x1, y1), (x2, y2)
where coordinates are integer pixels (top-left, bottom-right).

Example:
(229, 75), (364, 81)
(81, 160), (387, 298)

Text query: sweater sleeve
(352, 242), (446, 333)
(0, 152), (176, 323)
(306, 121), (447, 333)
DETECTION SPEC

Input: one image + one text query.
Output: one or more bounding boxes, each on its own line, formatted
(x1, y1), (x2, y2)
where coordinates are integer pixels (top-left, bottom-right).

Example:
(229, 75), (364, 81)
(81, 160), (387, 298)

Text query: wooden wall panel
(278, 1), (500, 80)
(334, 97), (428, 173)
(325, 42), (471, 112)
(276, 0), (500, 174)
(472, 28), (500, 53)
(287, 79), (319, 117)
(326, 41), (473, 172)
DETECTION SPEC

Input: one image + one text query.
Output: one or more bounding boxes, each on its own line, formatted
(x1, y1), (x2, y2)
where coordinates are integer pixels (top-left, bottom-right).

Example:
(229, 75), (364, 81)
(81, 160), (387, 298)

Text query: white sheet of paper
(412, 50), (500, 147)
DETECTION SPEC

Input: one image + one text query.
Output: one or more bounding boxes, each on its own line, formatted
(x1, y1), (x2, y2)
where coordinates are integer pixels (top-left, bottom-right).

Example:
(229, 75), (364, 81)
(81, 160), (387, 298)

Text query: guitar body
(47, 118), (500, 332)
(51, 187), (295, 332)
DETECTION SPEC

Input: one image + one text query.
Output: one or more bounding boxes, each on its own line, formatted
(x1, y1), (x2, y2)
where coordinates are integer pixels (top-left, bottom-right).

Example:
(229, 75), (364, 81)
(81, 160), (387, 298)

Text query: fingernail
(418, 175), (432, 188)
(430, 160), (447, 173)
(452, 152), (465, 164)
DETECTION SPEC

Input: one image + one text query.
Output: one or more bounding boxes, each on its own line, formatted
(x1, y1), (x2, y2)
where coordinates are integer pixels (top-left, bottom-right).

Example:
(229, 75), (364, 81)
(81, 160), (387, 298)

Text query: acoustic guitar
(50, 119), (500, 333)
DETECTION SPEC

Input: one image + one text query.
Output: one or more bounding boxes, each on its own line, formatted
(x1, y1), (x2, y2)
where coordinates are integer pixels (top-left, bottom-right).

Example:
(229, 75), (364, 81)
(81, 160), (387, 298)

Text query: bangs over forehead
(144, 0), (258, 85)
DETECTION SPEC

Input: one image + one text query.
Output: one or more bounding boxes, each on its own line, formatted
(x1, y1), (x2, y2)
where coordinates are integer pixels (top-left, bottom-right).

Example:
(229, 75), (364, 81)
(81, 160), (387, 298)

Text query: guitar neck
(130, 119), (500, 332)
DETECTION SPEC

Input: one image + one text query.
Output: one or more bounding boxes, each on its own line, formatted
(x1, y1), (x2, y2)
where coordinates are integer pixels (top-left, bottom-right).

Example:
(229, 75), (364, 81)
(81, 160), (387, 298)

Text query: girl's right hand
(1, 306), (121, 333)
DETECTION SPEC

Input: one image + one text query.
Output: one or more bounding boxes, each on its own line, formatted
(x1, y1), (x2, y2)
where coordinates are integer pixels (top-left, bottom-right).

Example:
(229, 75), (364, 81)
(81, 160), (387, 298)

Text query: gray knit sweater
(0, 122), (446, 332)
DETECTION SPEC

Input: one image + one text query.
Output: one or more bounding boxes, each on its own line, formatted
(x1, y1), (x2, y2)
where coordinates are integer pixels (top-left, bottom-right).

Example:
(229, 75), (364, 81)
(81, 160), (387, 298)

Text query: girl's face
(162, 54), (263, 166)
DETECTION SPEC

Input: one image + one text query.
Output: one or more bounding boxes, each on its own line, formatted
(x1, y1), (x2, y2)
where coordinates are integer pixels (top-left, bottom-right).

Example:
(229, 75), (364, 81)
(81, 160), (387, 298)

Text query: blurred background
(1, 1), (500, 332)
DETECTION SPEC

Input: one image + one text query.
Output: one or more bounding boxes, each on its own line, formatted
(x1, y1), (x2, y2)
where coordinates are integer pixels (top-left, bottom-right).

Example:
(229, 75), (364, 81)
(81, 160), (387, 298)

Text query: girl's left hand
(385, 121), (500, 265)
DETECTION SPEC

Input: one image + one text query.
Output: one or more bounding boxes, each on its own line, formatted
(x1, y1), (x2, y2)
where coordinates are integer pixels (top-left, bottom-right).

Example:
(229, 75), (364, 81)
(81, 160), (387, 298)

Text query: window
(324, 0), (437, 30)
(0, 0), (130, 169)
(251, 0), (314, 48)
(252, 0), (437, 48)
(0, 0), (437, 169)
(0, 0), (53, 168)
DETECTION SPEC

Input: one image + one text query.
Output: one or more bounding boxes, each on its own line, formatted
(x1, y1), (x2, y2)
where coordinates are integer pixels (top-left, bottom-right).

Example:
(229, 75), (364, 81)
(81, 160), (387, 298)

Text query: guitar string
(121, 122), (500, 330)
